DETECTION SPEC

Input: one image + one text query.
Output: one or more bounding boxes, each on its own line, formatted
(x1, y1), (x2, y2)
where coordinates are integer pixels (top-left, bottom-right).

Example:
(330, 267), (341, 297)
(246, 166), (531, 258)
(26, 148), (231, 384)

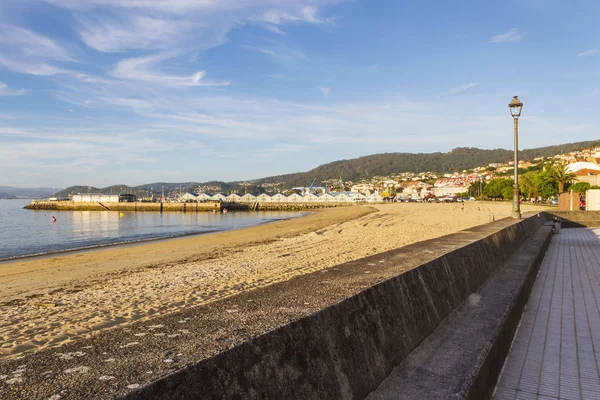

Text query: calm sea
(0, 199), (302, 261)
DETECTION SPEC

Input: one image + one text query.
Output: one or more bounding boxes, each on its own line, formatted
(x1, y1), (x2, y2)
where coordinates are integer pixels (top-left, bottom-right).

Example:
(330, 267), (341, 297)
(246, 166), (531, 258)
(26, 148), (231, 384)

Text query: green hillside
(56, 139), (600, 197)
(254, 140), (600, 187)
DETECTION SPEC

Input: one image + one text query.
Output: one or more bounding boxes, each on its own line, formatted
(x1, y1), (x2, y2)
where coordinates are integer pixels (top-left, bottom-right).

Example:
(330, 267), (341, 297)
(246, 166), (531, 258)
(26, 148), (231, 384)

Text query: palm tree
(552, 164), (578, 193)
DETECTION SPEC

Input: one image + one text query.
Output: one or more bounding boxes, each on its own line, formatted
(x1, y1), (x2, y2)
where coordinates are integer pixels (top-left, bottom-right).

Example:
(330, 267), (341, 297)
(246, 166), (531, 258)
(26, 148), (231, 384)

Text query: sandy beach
(0, 202), (548, 359)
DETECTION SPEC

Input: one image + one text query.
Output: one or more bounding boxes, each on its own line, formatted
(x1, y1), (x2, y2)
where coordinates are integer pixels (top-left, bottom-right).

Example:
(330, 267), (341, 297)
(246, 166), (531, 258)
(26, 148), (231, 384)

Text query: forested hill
(254, 140), (600, 187)
(56, 139), (600, 196)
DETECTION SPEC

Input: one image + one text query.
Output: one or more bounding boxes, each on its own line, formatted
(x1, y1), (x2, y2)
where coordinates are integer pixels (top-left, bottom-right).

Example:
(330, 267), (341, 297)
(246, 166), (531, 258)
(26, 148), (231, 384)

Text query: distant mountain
(55, 139), (600, 196)
(55, 182), (235, 198)
(0, 186), (59, 199)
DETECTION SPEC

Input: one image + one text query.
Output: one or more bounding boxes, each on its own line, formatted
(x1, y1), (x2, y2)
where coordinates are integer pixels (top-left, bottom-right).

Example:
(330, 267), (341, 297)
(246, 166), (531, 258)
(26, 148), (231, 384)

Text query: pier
(24, 200), (354, 212)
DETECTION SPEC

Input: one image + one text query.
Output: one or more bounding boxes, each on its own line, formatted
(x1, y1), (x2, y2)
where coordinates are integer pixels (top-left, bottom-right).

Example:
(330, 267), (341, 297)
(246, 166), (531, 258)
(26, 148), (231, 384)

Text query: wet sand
(0, 202), (548, 359)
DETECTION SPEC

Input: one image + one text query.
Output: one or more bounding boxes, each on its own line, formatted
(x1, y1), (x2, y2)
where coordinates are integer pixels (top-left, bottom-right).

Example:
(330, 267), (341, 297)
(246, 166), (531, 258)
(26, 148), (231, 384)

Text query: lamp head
(509, 95), (523, 118)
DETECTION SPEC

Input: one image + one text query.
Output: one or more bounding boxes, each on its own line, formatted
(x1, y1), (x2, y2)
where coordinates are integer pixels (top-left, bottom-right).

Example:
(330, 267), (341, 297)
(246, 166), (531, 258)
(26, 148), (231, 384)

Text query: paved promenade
(494, 228), (600, 400)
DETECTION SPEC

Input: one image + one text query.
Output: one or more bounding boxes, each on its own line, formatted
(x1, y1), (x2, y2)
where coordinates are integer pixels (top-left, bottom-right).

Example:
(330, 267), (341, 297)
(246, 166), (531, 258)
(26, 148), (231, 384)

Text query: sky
(1, 0), (600, 188)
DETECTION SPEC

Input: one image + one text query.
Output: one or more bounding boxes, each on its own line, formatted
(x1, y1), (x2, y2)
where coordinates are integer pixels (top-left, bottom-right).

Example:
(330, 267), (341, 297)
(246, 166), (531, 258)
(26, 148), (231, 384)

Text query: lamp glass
(510, 105), (522, 117)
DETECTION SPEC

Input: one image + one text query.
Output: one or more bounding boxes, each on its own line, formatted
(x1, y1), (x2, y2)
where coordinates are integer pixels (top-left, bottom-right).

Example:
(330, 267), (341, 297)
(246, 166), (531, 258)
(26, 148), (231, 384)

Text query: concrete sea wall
(125, 213), (549, 400)
(223, 201), (352, 211)
(545, 210), (600, 227)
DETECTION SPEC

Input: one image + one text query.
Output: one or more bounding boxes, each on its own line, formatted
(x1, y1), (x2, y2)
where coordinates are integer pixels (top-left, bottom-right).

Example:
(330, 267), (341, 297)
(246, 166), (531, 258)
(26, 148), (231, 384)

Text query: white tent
(351, 193), (367, 202)
(319, 193), (335, 202)
(256, 193), (272, 202)
(334, 193), (351, 202)
(271, 193), (287, 202)
(287, 193), (303, 202)
(179, 193), (198, 201)
(225, 193), (241, 202)
(303, 193), (319, 202)
(366, 193), (383, 203)
(240, 193), (256, 202)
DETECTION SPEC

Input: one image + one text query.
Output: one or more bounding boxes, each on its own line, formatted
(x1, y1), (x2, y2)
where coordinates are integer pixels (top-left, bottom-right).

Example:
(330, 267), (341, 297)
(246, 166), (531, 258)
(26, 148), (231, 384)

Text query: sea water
(0, 199), (301, 260)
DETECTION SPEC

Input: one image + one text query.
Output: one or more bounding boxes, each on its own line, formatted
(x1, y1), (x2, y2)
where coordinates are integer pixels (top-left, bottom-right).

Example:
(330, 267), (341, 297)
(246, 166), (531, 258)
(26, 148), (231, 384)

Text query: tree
(501, 186), (514, 200)
(519, 171), (539, 199)
(468, 180), (486, 198)
(536, 171), (558, 199)
(568, 182), (590, 193)
(551, 164), (578, 193)
(484, 178), (513, 199)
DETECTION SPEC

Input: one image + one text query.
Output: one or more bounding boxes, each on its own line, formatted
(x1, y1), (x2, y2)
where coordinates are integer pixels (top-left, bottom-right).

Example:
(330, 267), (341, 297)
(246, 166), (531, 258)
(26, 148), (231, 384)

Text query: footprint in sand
(64, 366), (89, 374)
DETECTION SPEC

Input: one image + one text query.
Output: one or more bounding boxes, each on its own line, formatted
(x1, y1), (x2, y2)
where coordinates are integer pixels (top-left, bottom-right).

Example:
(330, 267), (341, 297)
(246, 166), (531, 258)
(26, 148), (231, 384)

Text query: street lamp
(509, 95), (523, 219)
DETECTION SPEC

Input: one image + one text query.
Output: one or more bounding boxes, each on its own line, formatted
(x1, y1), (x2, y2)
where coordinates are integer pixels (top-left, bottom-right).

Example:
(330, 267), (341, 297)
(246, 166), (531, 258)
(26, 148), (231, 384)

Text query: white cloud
(0, 56), (71, 76)
(45, 0), (336, 55)
(256, 6), (334, 26)
(0, 24), (76, 76)
(4, 87), (599, 186)
(0, 82), (28, 96)
(263, 24), (285, 35)
(266, 143), (309, 152)
(577, 49), (599, 57)
(76, 15), (190, 53)
(319, 87), (331, 96)
(42, 0), (240, 14)
(490, 28), (528, 43)
(111, 53), (230, 87)
(447, 82), (477, 95)
(244, 44), (307, 61)
(0, 24), (73, 61)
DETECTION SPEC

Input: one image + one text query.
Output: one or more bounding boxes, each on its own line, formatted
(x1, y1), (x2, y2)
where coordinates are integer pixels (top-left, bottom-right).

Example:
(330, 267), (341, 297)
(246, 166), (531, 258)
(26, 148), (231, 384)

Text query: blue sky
(1, 0), (600, 187)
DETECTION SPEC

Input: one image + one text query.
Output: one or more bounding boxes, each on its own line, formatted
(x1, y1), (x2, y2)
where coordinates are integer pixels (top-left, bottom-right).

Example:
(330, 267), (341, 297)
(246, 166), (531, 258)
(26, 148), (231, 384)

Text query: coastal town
(46, 144), (600, 206)
(182, 145), (600, 203)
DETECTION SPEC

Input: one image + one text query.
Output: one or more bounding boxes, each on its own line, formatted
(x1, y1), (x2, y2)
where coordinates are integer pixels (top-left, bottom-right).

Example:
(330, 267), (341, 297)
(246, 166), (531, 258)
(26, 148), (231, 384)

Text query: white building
(350, 184), (374, 195)
(432, 186), (466, 197)
(211, 193), (226, 201)
(197, 193), (212, 201)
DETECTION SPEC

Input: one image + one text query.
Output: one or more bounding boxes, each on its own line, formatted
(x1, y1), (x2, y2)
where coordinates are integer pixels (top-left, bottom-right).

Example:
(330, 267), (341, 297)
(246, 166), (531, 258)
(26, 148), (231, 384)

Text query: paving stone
(495, 228), (600, 400)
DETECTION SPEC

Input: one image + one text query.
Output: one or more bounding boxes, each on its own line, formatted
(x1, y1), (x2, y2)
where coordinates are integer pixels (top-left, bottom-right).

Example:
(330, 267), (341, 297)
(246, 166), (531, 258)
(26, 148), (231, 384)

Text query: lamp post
(509, 95), (523, 219)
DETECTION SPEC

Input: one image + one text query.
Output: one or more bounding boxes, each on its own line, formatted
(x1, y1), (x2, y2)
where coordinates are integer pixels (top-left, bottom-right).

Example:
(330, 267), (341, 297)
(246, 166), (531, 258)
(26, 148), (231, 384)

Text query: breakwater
(24, 201), (222, 212)
(24, 200), (352, 212)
